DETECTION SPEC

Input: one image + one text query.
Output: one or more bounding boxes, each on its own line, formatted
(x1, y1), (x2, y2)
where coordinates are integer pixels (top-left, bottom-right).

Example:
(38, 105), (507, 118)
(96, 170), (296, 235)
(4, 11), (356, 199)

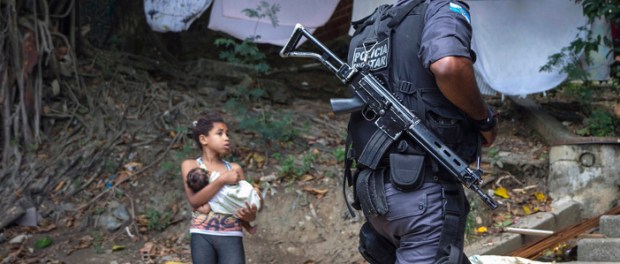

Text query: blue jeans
(190, 233), (245, 264)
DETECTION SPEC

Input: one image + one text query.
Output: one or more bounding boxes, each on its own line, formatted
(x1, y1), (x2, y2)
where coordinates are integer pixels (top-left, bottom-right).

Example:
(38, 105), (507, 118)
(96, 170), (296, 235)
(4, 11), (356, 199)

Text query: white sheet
(144, 0), (213, 33)
(351, 0), (612, 96)
(208, 0), (339, 46)
(469, 0), (592, 95)
(222, 0), (339, 27)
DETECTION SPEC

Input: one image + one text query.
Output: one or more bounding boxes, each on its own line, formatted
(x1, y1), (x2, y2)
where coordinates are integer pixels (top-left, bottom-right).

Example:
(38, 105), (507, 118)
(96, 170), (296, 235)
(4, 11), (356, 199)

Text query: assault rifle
(280, 24), (498, 210)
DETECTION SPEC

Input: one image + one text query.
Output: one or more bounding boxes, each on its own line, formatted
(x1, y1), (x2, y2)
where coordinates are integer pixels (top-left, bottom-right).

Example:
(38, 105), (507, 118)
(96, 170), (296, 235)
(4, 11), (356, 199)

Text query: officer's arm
(430, 56), (498, 147)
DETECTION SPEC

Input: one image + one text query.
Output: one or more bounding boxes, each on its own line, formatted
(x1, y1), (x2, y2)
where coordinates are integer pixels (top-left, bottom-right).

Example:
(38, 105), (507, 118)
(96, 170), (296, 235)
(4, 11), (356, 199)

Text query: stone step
(578, 238), (620, 262)
(600, 215), (620, 238)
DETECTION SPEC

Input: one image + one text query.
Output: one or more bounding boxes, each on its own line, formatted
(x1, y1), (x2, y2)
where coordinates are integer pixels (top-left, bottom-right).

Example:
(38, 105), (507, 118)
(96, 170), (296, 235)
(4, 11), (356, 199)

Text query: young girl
(181, 114), (258, 264)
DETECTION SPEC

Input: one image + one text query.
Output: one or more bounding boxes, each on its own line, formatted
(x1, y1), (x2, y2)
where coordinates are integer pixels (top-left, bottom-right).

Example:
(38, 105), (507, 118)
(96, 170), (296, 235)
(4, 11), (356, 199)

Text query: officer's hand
(480, 120), (499, 147)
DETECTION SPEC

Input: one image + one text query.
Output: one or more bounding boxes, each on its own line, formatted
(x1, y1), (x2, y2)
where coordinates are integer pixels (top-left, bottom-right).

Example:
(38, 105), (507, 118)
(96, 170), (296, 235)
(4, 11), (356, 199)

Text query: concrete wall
(549, 144), (620, 218)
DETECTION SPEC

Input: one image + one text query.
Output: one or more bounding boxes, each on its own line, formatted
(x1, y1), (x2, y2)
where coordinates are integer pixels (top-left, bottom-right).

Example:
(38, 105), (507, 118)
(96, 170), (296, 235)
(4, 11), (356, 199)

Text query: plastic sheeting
(144, 0), (213, 33)
(208, 0), (340, 46)
(351, 0), (612, 96)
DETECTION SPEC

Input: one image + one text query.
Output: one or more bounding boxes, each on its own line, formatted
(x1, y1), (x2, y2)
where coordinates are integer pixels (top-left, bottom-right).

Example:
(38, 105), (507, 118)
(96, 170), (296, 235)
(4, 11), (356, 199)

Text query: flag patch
(450, 2), (470, 24)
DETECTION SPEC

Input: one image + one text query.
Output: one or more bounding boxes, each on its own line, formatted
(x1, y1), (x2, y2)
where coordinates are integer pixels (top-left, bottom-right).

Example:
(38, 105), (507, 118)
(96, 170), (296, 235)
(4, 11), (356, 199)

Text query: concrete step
(578, 238), (620, 262)
(464, 200), (582, 256)
(600, 215), (620, 238)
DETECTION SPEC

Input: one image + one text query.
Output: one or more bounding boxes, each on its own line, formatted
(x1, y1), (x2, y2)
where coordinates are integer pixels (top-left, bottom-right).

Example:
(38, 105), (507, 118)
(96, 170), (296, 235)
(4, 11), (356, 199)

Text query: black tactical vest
(347, 0), (479, 165)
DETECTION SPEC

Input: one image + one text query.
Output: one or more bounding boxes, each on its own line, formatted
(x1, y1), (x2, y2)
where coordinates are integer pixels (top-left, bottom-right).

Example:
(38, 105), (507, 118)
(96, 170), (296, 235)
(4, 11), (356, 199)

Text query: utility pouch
(359, 222), (397, 264)
(389, 153), (425, 192)
(356, 168), (389, 218)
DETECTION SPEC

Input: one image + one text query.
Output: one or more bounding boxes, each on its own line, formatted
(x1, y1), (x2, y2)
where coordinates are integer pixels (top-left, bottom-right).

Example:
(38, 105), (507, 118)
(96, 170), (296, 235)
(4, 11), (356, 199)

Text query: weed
(145, 208), (170, 231)
(105, 161), (115, 172)
(226, 87), (298, 142)
(578, 108), (620, 136)
(487, 149), (503, 168)
(332, 148), (345, 163)
(271, 153), (282, 163)
(91, 231), (105, 253)
(116, 190), (125, 199)
(74, 178), (81, 188)
(93, 207), (105, 215)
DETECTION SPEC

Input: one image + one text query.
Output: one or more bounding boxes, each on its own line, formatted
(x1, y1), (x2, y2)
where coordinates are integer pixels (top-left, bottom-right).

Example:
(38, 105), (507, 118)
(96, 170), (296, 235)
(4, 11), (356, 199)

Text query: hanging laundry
(208, 0), (340, 46)
(352, 0), (611, 96)
(144, 0), (213, 33)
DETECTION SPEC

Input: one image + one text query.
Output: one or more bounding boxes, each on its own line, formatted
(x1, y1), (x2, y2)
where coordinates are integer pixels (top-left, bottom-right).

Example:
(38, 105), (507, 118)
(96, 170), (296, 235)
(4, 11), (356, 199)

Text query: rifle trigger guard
(362, 105), (377, 121)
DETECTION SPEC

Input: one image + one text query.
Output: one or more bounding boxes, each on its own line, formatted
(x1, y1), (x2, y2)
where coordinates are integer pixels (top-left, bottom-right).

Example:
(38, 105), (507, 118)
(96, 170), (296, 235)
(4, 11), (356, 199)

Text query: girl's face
(199, 122), (230, 154)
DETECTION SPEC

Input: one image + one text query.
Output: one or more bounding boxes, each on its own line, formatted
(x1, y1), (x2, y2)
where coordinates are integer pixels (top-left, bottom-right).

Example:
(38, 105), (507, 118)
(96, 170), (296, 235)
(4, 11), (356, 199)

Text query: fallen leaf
(54, 181), (65, 192)
(478, 227), (487, 233)
(534, 192), (545, 201)
(494, 187), (510, 198)
(170, 131), (176, 138)
(300, 174), (314, 182)
(112, 244), (125, 251)
(252, 153), (265, 163)
(37, 223), (56, 233)
(302, 188), (328, 198)
(34, 237), (52, 249)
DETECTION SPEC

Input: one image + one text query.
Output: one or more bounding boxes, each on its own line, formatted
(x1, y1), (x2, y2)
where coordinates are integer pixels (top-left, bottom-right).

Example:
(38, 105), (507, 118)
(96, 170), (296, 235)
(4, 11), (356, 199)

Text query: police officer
(346, 0), (499, 263)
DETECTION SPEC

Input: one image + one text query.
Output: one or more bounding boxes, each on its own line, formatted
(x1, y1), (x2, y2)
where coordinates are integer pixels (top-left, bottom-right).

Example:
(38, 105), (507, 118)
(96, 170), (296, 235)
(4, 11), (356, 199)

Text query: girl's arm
(181, 160), (239, 209)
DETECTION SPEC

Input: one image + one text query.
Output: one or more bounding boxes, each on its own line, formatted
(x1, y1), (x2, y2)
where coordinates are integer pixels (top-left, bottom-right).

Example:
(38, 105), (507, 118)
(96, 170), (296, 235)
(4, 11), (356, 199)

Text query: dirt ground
(0, 86), (557, 264)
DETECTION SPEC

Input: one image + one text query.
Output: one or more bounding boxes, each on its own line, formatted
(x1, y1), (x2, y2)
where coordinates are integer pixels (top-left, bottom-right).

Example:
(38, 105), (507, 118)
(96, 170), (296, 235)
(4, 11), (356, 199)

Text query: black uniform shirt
(395, 0), (475, 69)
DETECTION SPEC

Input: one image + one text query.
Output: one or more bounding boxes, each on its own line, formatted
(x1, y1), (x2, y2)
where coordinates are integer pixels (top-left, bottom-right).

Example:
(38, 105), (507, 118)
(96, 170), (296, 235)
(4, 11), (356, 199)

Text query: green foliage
(578, 108), (620, 136)
(116, 190), (125, 199)
(541, 0), (620, 86)
(277, 152), (318, 178)
(105, 161), (115, 171)
(487, 149), (503, 168)
(226, 87), (298, 142)
(271, 153), (282, 163)
(332, 148), (345, 163)
(214, 1), (281, 74)
(242, 1), (281, 28)
(91, 231), (105, 254)
(145, 208), (170, 231)
(93, 207), (105, 215)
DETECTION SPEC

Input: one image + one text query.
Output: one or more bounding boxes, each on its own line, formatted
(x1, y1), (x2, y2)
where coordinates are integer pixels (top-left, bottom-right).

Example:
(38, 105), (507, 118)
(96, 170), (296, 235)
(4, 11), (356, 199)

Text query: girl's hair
(192, 114), (225, 150)
(186, 168), (210, 193)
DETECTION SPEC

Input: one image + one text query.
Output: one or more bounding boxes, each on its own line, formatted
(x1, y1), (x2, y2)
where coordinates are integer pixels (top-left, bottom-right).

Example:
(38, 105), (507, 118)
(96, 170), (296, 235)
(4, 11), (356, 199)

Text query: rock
(97, 213), (122, 232)
(79, 213), (90, 231)
(60, 203), (75, 212)
(0, 205), (26, 231)
(161, 255), (174, 261)
(113, 205), (130, 222)
(106, 217), (122, 232)
(9, 234), (27, 244)
(286, 246), (305, 256)
(259, 174), (278, 182)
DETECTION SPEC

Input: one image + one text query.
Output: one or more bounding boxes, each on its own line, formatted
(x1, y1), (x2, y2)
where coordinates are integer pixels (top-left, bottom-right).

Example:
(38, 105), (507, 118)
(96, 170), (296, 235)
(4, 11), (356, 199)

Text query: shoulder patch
(449, 2), (470, 24)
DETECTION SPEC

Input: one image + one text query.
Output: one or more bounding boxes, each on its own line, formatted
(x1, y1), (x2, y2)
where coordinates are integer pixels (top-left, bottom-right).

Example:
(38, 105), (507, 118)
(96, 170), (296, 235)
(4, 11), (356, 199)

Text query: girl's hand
(234, 201), (258, 222)
(196, 203), (211, 214)
(218, 170), (241, 185)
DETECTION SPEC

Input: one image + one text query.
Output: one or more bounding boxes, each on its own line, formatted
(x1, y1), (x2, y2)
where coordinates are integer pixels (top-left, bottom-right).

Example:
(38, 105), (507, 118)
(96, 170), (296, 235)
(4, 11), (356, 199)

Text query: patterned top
(189, 158), (243, 237)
